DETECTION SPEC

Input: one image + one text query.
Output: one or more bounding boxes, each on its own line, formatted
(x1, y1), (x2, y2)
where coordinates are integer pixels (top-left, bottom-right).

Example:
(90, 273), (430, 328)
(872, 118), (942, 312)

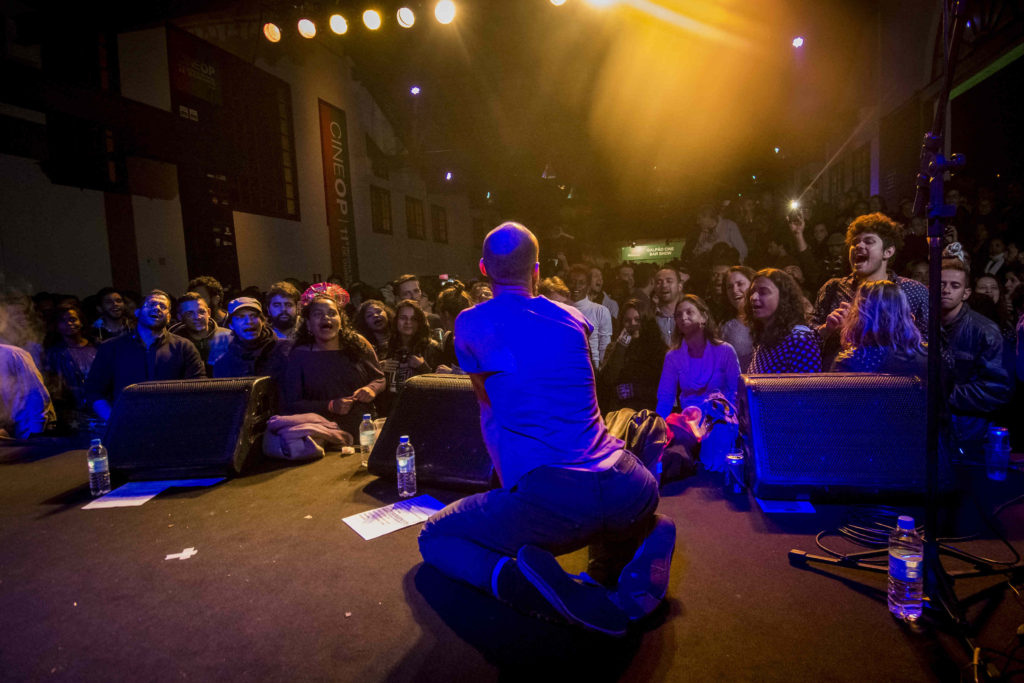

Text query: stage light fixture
(445, 171), (453, 181)
(792, 36), (804, 48)
(435, 0), (456, 24)
(773, 146), (780, 154)
(363, 9), (382, 30)
(397, 7), (415, 27)
(330, 14), (348, 34)
(583, 0), (617, 7)
(789, 200), (800, 211)
(410, 85), (421, 95)
(298, 18), (317, 38)
(550, 0), (568, 5)
(263, 22), (282, 42)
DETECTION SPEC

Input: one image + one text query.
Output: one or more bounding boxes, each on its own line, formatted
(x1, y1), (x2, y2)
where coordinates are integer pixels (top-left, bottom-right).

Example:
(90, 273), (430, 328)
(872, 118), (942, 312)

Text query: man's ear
(883, 245), (896, 262)
(479, 259), (488, 277)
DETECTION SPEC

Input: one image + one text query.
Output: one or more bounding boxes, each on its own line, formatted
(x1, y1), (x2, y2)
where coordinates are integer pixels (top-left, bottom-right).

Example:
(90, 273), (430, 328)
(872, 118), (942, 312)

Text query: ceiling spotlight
(435, 0), (456, 24)
(263, 22), (282, 43)
(550, 0), (568, 5)
(792, 36), (804, 48)
(329, 14), (348, 34)
(410, 85), (421, 95)
(397, 7), (416, 28)
(789, 200), (800, 210)
(773, 146), (780, 154)
(297, 18), (316, 38)
(445, 171), (453, 181)
(363, 9), (382, 30)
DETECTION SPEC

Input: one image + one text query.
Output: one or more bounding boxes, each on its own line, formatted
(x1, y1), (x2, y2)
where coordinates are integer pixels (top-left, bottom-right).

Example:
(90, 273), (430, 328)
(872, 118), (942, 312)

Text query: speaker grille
(367, 374), (493, 490)
(106, 377), (272, 477)
(740, 373), (944, 498)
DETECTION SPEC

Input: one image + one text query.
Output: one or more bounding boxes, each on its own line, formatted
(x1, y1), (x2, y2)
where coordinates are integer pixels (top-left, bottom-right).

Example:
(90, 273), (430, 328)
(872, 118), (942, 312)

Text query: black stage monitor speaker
(367, 374), (495, 491)
(105, 377), (275, 479)
(739, 373), (954, 501)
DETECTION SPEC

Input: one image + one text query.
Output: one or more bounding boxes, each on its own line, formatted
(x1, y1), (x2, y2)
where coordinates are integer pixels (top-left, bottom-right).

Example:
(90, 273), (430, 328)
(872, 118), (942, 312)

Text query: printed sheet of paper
(343, 495), (446, 540)
(82, 478), (225, 509)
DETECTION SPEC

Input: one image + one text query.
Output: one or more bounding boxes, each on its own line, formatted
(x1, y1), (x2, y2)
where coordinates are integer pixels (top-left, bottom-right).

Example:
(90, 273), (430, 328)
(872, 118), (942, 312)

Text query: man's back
(455, 293), (621, 486)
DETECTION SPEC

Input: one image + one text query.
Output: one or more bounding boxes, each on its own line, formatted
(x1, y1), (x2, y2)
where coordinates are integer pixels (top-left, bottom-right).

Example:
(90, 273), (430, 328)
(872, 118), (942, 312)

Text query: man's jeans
(418, 451), (660, 592)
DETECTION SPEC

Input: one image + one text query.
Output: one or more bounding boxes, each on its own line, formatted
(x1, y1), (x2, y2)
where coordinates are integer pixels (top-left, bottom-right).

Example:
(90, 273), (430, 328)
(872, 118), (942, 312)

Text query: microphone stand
(789, 2), (1019, 676)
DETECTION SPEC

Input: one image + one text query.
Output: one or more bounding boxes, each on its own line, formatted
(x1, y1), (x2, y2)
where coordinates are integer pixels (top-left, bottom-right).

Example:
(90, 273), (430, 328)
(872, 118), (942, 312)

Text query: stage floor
(2, 448), (1024, 682)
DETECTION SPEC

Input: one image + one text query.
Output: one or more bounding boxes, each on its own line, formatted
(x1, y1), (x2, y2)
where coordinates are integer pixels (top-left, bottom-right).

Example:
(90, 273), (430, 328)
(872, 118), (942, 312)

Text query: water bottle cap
(362, 413), (372, 419)
(897, 515), (915, 530)
(399, 435), (409, 443)
(90, 438), (101, 446)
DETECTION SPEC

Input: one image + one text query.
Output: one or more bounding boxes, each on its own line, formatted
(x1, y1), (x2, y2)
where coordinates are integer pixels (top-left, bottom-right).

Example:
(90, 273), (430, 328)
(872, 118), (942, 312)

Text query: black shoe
(614, 514), (676, 620)
(517, 545), (629, 637)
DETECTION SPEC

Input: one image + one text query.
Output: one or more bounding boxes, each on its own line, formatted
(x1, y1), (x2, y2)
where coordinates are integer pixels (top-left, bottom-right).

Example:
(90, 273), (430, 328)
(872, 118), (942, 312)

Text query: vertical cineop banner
(318, 99), (357, 282)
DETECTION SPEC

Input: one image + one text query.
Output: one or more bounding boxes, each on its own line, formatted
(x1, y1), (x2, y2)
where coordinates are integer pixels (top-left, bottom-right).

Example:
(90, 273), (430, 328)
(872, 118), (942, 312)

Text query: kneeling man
(418, 222), (675, 636)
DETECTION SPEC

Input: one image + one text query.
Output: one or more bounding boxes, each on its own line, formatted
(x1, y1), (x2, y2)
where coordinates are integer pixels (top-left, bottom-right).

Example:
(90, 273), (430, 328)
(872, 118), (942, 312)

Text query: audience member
(379, 299), (441, 415)
(92, 287), (133, 342)
(656, 295), (740, 417)
(281, 284), (384, 436)
(188, 275), (228, 326)
(266, 281), (301, 341)
(0, 343), (55, 438)
(395, 274), (433, 314)
(745, 269), (821, 373)
(598, 299), (667, 413)
(588, 266), (619, 319)
(435, 287), (473, 374)
(468, 279), (494, 304)
(720, 266), (756, 372)
(831, 281), (927, 374)
(213, 297), (288, 380)
(567, 264), (613, 366)
(169, 292), (232, 375)
(43, 304), (97, 431)
(812, 213), (928, 368)
(353, 299), (393, 360)
(84, 290), (205, 421)
(653, 267), (684, 347)
(939, 255), (1012, 448)
(690, 204), (748, 263)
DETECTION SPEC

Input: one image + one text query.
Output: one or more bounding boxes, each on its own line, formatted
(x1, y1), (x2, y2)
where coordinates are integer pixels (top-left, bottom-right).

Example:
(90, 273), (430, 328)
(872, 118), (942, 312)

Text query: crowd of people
(1, 180), (1022, 454)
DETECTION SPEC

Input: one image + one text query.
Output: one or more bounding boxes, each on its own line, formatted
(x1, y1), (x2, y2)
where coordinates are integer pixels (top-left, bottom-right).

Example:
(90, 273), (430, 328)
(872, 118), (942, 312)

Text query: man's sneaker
(516, 545), (629, 637)
(614, 514), (676, 620)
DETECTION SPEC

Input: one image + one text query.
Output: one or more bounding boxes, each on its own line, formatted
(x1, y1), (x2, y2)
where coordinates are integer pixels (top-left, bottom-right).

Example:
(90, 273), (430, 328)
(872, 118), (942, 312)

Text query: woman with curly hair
(598, 298), (667, 412)
(281, 284), (384, 435)
(719, 265), (756, 372)
(656, 295), (740, 416)
(378, 299), (442, 416)
(744, 268), (821, 373)
(832, 281), (927, 374)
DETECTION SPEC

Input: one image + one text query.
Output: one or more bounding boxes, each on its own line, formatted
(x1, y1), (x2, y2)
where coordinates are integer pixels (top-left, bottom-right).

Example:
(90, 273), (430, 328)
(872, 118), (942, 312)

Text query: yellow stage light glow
(397, 7), (416, 28)
(435, 0), (456, 24)
(550, 0), (568, 6)
(297, 18), (316, 39)
(263, 22), (282, 42)
(330, 14), (348, 34)
(363, 9), (382, 30)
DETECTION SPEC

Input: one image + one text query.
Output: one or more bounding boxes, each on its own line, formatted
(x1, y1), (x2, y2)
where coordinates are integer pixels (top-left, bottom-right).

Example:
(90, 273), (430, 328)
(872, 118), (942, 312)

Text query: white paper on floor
(343, 495), (445, 540)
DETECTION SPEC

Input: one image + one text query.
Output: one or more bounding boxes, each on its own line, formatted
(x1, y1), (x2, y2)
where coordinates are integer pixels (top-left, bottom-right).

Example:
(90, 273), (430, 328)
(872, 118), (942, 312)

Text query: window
(406, 196), (425, 239)
(431, 204), (448, 244)
(370, 185), (392, 234)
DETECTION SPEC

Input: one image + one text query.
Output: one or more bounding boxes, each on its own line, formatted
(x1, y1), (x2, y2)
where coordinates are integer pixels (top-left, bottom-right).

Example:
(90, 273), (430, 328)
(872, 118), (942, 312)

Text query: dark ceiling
(9, 0), (884, 236)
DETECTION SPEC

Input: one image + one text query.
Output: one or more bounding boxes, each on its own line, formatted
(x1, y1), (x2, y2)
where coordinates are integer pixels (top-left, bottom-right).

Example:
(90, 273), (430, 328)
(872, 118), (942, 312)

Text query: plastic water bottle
(888, 515), (924, 621)
(396, 435), (417, 498)
(87, 438), (111, 497)
(358, 414), (376, 468)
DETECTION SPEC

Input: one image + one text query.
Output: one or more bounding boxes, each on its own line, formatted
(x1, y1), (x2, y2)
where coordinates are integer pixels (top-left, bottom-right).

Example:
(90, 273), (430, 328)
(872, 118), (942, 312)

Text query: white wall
(0, 155), (111, 296)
